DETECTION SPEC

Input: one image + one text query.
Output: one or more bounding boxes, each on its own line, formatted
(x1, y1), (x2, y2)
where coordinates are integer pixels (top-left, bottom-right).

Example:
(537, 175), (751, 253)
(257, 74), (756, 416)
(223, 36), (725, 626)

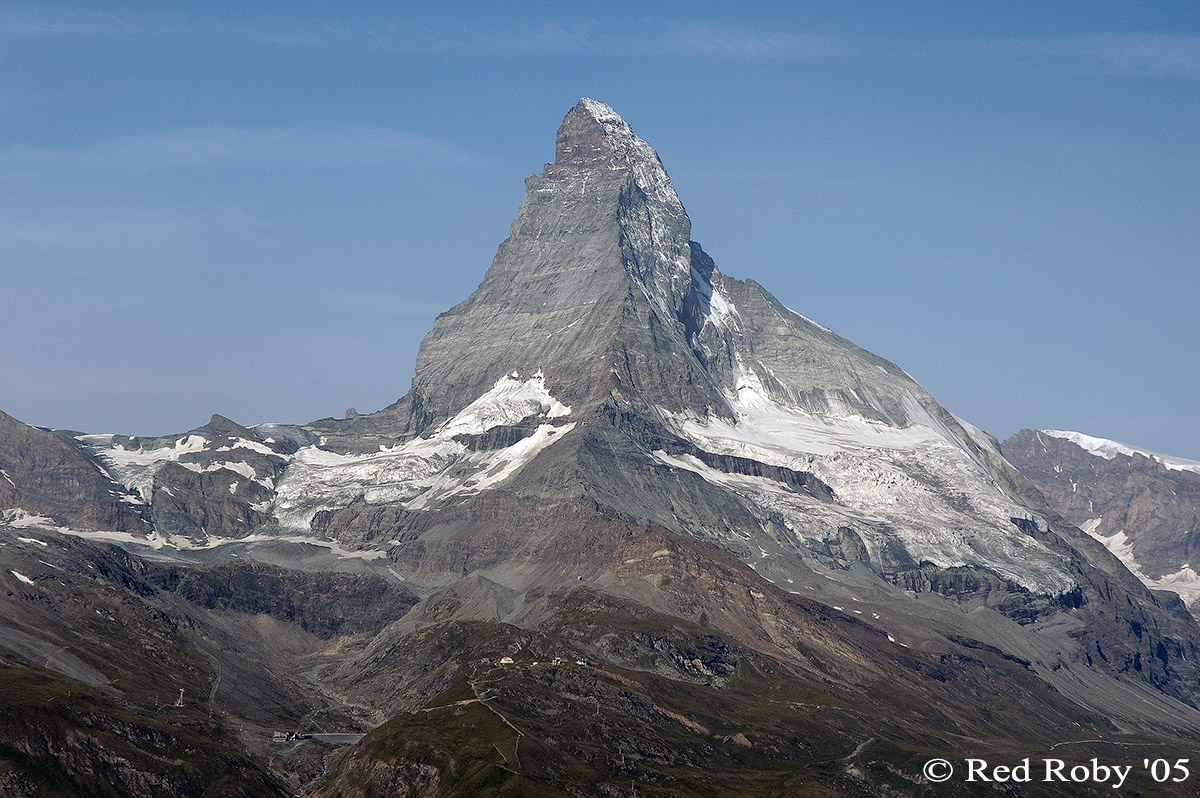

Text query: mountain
(0, 409), (152, 536)
(4, 99), (1200, 795)
(1004, 428), (1200, 614)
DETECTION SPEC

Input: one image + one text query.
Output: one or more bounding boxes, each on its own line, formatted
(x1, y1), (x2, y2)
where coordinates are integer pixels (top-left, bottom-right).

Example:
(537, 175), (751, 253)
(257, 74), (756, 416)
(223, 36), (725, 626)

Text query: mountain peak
(555, 98), (643, 165)
(554, 99), (685, 220)
(555, 98), (620, 166)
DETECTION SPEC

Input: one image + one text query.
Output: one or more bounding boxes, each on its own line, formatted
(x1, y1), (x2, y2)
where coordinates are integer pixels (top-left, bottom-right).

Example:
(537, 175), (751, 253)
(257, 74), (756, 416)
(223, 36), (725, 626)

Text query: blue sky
(2, 2), (1198, 458)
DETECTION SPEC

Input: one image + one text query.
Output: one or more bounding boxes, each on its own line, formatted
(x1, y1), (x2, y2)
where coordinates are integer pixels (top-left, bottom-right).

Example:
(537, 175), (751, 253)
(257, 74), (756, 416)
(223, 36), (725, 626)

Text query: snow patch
(1158, 566), (1200, 608)
(691, 266), (739, 330)
(213, 439), (278, 457)
(952, 414), (1002, 458)
(177, 460), (257, 481)
(0, 508), (383, 562)
(275, 375), (575, 527)
(3, 508), (171, 549)
(160, 532), (389, 561)
(2, 509), (66, 531)
(436, 370), (570, 438)
(1082, 525), (1200, 607)
(10, 570), (35, 586)
(218, 461), (257, 480)
(669, 357), (950, 460)
(779, 302), (833, 334)
(410, 422), (575, 510)
(77, 433), (210, 500)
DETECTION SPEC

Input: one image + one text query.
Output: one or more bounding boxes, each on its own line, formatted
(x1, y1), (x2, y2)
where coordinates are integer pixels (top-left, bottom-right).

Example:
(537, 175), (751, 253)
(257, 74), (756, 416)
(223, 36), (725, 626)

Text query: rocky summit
(4, 100), (1200, 796)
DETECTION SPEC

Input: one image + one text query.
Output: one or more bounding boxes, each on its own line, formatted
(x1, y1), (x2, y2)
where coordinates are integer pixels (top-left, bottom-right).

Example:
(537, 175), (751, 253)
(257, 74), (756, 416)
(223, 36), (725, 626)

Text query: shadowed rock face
(556, 98), (623, 163)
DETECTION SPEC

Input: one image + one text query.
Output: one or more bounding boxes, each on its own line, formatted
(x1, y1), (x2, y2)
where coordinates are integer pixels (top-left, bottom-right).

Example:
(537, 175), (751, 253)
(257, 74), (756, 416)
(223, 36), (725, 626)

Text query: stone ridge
(550, 98), (695, 327)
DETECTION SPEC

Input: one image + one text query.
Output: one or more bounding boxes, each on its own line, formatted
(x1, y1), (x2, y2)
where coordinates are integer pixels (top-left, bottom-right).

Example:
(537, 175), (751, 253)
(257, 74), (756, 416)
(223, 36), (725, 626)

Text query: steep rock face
(1004, 429), (1200, 610)
(67, 545), (421, 639)
(0, 410), (151, 534)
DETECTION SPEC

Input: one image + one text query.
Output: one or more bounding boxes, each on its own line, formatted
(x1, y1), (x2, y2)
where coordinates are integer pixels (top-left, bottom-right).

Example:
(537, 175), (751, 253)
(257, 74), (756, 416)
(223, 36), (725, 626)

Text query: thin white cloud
(0, 8), (862, 60)
(962, 32), (1200, 78)
(447, 19), (608, 55)
(0, 122), (478, 171)
(0, 7), (149, 37)
(448, 19), (862, 59)
(649, 21), (860, 59)
(1037, 33), (1200, 77)
(4, 8), (1194, 74)
(0, 7), (355, 46)
(0, 197), (273, 264)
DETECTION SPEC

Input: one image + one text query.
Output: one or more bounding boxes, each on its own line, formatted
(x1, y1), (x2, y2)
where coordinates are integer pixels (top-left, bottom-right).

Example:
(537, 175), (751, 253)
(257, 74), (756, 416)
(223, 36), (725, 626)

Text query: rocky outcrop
(146, 560), (419, 638)
(34, 537), (419, 638)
